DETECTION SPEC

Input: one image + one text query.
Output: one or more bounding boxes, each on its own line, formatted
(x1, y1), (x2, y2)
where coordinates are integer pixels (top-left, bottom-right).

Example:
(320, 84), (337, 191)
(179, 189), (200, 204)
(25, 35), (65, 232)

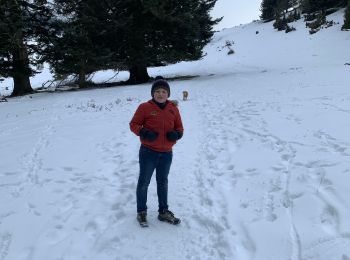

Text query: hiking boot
(137, 211), (148, 227)
(158, 210), (181, 225)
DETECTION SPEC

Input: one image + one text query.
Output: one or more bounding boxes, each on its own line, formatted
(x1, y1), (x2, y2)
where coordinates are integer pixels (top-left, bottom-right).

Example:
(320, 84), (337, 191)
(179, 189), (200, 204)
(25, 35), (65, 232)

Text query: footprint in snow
(320, 204), (340, 235)
(62, 166), (74, 172)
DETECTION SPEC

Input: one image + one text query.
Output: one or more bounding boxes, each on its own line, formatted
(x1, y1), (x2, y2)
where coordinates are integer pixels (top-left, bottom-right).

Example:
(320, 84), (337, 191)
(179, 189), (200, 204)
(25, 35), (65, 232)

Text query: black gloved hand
(139, 128), (158, 142)
(166, 130), (183, 141)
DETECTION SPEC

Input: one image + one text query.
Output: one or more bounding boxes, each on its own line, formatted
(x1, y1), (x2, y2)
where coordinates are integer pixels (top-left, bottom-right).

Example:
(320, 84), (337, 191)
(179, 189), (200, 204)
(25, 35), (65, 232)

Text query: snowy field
(1, 9), (350, 260)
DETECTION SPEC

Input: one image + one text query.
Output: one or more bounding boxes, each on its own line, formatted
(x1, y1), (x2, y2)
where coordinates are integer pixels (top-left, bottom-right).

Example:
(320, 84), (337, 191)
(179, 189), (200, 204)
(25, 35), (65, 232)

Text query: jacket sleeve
(130, 104), (145, 136)
(174, 107), (184, 134)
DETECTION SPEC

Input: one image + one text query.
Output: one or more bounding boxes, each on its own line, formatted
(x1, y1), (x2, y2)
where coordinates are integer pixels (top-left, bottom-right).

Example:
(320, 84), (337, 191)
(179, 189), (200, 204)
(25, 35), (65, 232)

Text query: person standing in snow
(129, 76), (184, 227)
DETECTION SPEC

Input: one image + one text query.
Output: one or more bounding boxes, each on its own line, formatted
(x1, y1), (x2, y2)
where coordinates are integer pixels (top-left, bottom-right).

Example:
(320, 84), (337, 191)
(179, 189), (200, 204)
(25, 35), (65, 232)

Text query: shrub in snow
(309, 28), (319, 34)
(70, 99), (123, 112)
(324, 20), (336, 28)
(273, 16), (288, 31)
(304, 12), (317, 22)
(305, 12), (331, 34)
(305, 13), (326, 30)
(285, 24), (297, 33)
(285, 10), (301, 23)
(225, 40), (234, 47)
(219, 41), (235, 55)
(227, 49), (235, 55)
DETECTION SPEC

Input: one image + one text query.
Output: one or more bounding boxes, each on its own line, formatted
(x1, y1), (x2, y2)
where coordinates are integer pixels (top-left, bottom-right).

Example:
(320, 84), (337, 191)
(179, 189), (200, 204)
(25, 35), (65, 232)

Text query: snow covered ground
(1, 9), (350, 260)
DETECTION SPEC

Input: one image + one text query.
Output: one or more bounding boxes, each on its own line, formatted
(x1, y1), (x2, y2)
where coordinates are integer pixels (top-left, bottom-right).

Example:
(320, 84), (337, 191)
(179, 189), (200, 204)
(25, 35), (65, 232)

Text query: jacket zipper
(162, 109), (165, 150)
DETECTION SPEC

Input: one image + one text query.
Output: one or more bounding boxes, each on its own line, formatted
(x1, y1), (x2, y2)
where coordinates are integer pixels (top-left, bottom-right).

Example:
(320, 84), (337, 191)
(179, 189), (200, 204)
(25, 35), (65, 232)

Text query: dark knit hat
(151, 77), (170, 97)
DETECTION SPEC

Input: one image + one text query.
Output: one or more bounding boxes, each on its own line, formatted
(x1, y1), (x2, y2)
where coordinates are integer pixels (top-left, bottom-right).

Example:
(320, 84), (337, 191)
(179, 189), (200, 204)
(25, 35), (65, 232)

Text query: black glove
(139, 128), (158, 142)
(166, 130), (183, 141)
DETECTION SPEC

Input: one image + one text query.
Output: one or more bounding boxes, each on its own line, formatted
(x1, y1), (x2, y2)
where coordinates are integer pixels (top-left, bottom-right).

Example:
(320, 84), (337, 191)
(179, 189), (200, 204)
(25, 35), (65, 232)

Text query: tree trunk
(12, 73), (32, 96)
(11, 9), (33, 97)
(78, 69), (87, 88)
(11, 45), (33, 97)
(128, 64), (150, 84)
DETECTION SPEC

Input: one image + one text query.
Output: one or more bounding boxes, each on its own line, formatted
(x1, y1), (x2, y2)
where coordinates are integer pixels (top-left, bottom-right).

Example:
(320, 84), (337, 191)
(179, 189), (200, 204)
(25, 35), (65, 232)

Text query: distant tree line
(260, 0), (350, 30)
(0, 0), (221, 96)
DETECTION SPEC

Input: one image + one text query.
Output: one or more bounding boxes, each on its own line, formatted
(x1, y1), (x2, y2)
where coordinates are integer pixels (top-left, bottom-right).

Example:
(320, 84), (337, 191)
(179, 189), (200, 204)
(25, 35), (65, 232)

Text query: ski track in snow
(0, 233), (12, 260)
(17, 114), (59, 199)
(181, 74), (350, 260)
(1, 73), (350, 259)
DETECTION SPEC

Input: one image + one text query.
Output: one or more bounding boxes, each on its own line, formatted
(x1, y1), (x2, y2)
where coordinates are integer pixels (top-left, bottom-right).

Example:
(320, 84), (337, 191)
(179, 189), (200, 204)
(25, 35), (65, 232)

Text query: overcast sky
(211, 0), (262, 30)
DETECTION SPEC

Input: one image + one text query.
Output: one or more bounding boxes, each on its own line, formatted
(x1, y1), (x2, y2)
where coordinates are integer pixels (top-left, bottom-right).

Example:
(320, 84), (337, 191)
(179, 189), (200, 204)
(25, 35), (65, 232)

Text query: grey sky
(211, 0), (262, 30)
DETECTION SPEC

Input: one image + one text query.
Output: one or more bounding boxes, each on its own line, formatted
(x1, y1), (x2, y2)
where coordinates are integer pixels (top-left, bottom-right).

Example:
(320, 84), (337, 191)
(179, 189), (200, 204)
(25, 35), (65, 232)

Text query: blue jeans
(136, 145), (173, 213)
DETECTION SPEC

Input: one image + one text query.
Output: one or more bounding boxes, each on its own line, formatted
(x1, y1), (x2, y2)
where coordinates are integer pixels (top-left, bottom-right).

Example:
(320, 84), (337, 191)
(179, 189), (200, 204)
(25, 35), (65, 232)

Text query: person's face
(153, 88), (168, 103)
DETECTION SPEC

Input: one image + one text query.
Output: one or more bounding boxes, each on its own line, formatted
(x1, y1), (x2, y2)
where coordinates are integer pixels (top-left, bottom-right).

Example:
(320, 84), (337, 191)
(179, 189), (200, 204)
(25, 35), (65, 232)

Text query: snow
(1, 9), (350, 260)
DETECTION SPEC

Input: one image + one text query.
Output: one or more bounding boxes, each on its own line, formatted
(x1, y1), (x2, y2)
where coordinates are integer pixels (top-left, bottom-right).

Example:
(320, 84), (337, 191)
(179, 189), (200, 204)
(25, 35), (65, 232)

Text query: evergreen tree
(343, 0), (350, 29)
(0, 0), (54, 96)
(276, 0), (290, 13)
(289, 0), (300, 8)
(260, 0), (278, 21)
(45, 0), (112, 88)
(46, 0), (220, 85)
(302, 0), (346, 13)
(100, 0), (222, 84)
(273, 15), (288, 30)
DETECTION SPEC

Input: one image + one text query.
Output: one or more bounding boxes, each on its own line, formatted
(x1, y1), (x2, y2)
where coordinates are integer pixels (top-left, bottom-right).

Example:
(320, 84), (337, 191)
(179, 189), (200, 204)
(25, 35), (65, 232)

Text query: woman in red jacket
(130, 76), (184, 227)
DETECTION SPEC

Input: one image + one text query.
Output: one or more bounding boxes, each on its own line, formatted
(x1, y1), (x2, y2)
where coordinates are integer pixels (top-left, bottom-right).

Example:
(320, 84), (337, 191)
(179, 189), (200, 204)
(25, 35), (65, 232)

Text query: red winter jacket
(130, 100), (184, 152)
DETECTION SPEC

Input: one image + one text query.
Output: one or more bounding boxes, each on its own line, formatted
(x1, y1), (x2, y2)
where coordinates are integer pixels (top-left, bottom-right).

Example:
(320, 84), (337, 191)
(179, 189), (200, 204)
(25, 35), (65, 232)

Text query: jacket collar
(149, 99), (168, 110)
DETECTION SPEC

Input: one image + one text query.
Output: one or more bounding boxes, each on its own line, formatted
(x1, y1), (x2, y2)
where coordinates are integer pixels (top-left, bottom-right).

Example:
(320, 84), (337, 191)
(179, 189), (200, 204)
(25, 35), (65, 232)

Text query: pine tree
(0, 0), (54, 96)
(277, 0), (290, 13)
(302, 0), (346, 13)
(100, 0), (222, 84)
(289, 0), (300, 8)
(342, 0), (350, 29)
(45, 0), (220, 85)
(45, 0), (112, 88)
(260, 0), (278, 21)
